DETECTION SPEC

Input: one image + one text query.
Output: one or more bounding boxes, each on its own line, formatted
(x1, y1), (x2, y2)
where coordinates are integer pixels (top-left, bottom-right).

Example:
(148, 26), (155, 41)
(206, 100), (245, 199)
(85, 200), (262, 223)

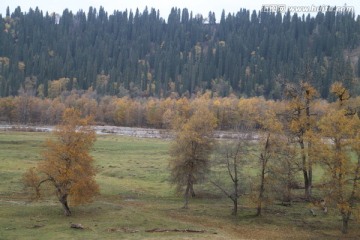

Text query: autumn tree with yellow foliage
(23, 108), (99, 216)
(169, 105), (217, 208)
(253, 108), (287, 216)
(313, 83), (360, 234)
(284, 82), (318, 200)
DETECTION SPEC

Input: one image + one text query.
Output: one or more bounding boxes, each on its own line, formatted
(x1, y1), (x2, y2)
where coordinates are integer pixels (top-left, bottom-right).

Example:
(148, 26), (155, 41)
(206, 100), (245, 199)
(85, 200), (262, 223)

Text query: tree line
(22, 82), (360, 234)
(1, 85), (359, 129)
(168, 81), (360, 234)
(1, 6), (360, 99)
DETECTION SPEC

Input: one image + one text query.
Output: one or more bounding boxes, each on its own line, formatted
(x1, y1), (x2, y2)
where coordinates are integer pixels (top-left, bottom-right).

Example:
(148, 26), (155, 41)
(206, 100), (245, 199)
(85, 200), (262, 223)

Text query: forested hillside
(1, 6), (360, 99)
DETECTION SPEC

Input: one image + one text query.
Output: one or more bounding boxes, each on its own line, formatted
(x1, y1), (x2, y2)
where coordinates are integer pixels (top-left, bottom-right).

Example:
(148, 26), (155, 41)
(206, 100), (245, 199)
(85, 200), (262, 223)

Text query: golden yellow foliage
(169, 106), (217, 208)
(145, 98), (164, 128)
(238, 97), (272, 129)
(284, 82), (319, 200)
(23, 108), (99, 216)
(48, 78), (70, 99)
(331, 82), (350, 104)
(314, 105), (360, 234)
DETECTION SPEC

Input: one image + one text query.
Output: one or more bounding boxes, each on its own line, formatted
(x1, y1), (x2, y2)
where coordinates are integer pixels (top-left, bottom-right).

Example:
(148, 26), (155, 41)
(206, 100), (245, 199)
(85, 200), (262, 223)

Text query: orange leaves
(285, 82), (319, 134)
(169, 106), (217, 193)
(113, 97), (145, 126)
(0, 97), (16, 122)
(175, 97), (191, 119)
(175, 107), (217, 147)
(210, 95), (239, 130)
(313, 84), (360, 233)
(53, 110), (96, 159)
(238, 97), (279, 131)
(61, 107), (94, 126)
(145, 98), (165, 128)
(238, 97), (261, 128)
(69, 178), (99, 205)
(48, 78), (70, 99)
(318, 109), (359, 141)
(23, 108), (99, 213)
(316, 95), (358, 173)
(302, 82), (318, 100)
(331, 82), (350, 103)
(337, 202), (351, 214)
(22, 168), (41, 199)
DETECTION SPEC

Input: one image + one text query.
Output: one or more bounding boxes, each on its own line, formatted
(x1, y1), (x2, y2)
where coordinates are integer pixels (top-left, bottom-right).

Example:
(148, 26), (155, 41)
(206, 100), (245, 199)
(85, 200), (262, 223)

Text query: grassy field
(0, 131), (359, 239)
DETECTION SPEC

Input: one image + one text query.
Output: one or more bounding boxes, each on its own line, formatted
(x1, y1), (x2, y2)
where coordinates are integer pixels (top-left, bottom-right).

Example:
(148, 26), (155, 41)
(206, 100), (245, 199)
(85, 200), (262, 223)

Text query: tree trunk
(232, 181), (238, 216)
(232, 198), (238, 216)
(306, 175), (312, 199)
(342, 214), (350, 234)
(283, 163), (292, 204)
(300, 140), (311, 200)
(59, 194), (71, 216)
(307, 141), (313, 199)
(305, 94), (313, 200)
(183, 183), (190, 209)
(303, 169), (311, 200)
(257, 165), (265, 216)
(256, 200), (262, 216)
(233, 158), (239, 216)
(189, 184), (195, 197)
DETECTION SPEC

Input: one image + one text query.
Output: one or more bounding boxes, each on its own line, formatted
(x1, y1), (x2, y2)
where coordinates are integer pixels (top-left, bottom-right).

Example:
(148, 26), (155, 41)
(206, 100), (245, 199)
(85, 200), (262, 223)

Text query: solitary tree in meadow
(169, 106), (217, 208)
(23, 108), (99, 216)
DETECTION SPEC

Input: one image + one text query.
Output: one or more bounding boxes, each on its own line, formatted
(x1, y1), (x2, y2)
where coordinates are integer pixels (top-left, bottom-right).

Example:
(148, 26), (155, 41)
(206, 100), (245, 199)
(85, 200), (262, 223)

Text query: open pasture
(0, 131), (359, 239)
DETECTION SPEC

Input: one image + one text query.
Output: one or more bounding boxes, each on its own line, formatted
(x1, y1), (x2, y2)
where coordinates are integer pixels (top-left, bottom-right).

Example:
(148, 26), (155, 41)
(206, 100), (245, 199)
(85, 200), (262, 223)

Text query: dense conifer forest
(0, 6), (360, 99)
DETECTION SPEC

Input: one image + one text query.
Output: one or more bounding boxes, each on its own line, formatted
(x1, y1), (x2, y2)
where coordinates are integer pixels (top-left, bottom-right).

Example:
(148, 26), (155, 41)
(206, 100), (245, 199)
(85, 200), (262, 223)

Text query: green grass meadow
(0, 131), (359, 239)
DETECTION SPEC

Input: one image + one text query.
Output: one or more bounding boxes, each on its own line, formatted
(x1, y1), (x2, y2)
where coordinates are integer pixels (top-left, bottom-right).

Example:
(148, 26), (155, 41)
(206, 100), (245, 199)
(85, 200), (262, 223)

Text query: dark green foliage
(0, 6), (359, 98)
